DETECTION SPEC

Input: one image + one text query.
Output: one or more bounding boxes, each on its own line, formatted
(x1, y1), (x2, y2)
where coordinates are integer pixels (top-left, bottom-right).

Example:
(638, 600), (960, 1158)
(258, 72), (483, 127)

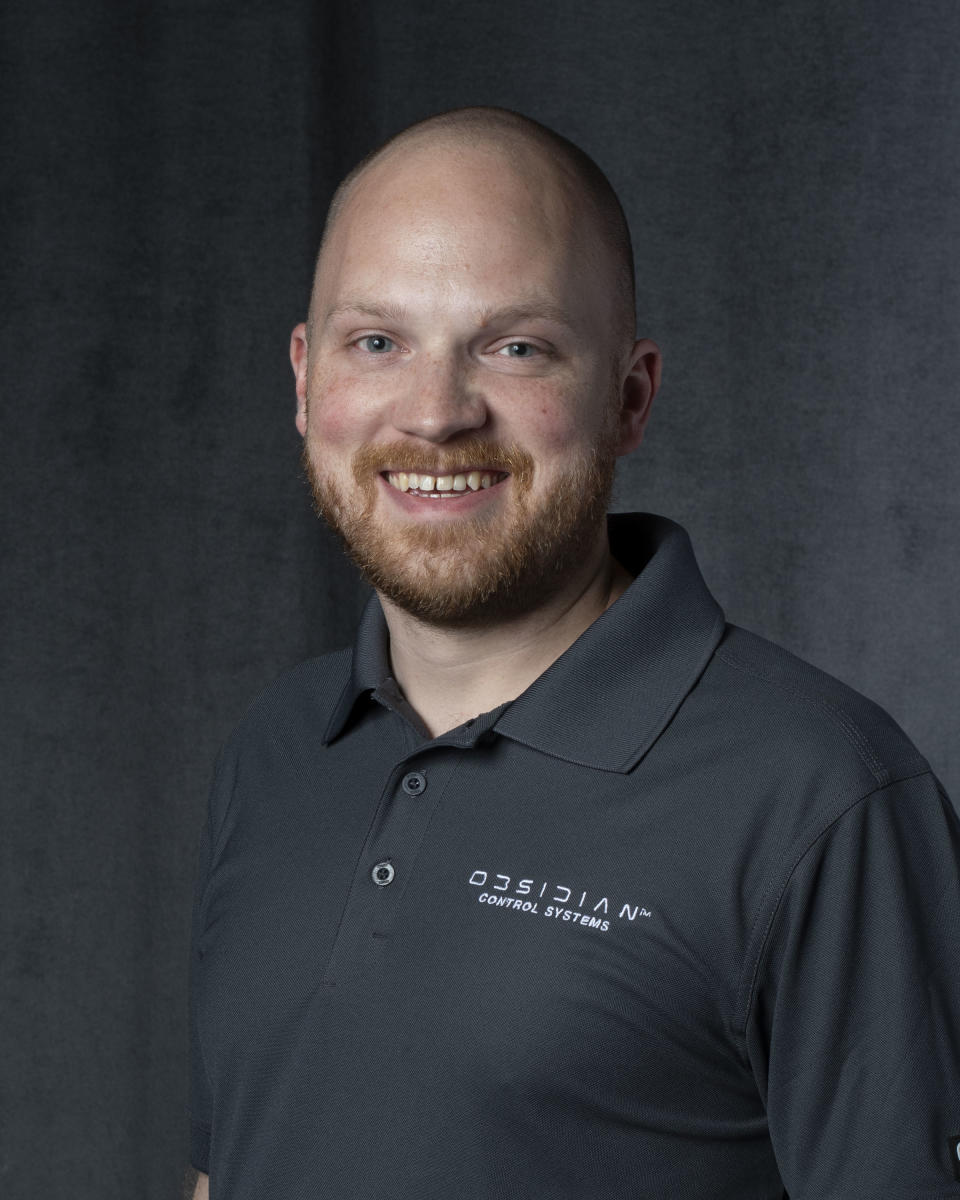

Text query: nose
(390, 353), (487, 443)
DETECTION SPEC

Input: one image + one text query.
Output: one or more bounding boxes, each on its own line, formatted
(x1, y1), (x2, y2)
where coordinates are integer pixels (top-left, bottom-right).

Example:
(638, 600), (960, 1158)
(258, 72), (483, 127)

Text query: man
(187, 108), (960, 1198)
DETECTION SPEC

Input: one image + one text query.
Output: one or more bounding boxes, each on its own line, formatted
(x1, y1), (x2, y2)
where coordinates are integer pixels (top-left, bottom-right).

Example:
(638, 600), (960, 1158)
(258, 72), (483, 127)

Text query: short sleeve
(745, 772), (960, 1199)
(188, 803), (214, 1173)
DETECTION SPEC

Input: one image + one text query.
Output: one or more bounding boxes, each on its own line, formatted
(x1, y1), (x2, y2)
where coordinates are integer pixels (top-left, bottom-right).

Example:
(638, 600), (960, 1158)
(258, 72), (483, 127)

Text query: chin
(303, 434), (618, 627)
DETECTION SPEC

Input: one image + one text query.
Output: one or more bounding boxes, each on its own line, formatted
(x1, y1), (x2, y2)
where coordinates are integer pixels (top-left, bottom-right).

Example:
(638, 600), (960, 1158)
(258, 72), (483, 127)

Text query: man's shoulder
(225, 647), (354, 747)
(702, 623), (929, 791)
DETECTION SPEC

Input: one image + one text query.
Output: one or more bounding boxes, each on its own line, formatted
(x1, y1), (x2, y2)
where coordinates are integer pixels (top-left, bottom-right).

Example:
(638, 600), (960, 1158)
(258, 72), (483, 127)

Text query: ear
(290, 322), (309, 437)
(615, 338), (661, 456)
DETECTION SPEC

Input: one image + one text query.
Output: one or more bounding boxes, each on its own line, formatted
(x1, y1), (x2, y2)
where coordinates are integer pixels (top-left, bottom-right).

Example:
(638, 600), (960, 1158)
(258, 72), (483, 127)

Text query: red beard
(303, 433), (618, 628)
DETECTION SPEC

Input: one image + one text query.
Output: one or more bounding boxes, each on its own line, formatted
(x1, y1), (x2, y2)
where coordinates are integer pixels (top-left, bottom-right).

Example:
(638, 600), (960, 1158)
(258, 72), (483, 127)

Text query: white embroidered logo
(468, 869), (652, 934)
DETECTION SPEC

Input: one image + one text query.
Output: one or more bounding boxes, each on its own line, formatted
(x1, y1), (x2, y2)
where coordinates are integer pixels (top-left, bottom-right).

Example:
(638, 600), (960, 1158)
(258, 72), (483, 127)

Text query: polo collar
(323, 513), (725, 773)
(322, 594), (393, 743)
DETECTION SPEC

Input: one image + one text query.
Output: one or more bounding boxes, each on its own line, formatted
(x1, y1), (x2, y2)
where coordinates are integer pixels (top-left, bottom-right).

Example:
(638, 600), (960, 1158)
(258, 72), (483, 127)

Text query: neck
(380, 536), (633, 737)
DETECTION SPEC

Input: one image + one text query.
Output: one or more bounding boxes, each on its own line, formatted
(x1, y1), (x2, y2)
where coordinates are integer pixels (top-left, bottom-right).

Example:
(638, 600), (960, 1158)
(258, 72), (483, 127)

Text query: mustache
(350, 439), (534, 488)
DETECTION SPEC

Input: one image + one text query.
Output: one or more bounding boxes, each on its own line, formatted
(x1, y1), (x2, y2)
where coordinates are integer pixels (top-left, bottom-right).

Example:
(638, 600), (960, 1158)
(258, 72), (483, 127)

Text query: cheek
(306, 370), (381, 445)
(503, 379), (605, 453)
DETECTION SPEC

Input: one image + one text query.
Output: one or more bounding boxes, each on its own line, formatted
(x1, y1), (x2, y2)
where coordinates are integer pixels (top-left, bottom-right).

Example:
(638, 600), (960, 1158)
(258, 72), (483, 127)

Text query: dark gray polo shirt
(189, 513), (960, 1199)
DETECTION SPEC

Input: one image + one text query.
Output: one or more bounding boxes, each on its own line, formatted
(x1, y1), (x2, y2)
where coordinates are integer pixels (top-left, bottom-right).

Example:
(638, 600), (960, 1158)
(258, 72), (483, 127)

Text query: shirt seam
(736, 766), (936, 1035)
(205, 745), (237, 868)
(714, 645), (893, 786)
(193, 771), (223, 1111)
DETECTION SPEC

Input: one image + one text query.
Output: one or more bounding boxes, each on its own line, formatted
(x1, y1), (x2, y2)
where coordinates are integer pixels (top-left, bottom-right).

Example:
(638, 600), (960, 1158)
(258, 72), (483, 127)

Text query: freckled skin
(295, 138), (650, 505)
(289, 131), (661, 732)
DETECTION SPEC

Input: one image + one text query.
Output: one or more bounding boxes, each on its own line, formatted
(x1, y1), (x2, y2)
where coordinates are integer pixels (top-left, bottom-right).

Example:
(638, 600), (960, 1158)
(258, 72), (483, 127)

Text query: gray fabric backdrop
(2, 1), (957, 1195)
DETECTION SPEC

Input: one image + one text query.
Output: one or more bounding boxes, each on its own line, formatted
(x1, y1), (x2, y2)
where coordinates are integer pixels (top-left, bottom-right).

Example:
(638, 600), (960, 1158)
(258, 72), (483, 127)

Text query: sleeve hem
(190, 1120), (211, 1174)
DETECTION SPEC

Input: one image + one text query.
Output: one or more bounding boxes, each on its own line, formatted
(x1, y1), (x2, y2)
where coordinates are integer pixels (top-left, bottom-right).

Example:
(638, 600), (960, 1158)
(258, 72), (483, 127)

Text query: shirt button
(371, 861), (395, 886)
(401, 771), (427, 796)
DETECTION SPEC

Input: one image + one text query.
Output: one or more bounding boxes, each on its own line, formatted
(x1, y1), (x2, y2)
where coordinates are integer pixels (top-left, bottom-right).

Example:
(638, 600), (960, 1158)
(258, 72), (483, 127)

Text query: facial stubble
(302, 429), (619, 629)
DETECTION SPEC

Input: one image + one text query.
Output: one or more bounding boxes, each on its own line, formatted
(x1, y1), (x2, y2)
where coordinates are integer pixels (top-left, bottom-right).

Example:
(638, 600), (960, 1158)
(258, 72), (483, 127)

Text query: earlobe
(616, 338), (661, 456)
(290, 322), (309, 437)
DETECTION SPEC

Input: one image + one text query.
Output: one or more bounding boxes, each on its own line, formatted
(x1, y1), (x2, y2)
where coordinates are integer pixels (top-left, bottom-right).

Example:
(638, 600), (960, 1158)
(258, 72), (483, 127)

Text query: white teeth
(385, 469), (504, 495)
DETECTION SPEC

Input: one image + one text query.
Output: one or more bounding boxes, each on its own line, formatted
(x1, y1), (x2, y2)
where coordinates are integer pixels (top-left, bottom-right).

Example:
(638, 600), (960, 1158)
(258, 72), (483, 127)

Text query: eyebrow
(475, 298), (579, 332)
(322, 300), (409, 328)
(321, 294), (580, 334)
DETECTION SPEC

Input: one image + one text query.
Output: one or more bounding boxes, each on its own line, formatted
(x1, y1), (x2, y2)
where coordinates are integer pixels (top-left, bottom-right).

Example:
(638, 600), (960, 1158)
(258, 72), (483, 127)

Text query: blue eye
(357, 335), (396, 353)
(498, 342), (539, 358)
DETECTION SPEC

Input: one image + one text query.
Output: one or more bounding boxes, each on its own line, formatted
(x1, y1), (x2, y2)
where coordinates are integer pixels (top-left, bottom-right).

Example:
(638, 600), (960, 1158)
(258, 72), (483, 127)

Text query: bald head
(291, 107), (662, 625)
(308, 107), (636, 344)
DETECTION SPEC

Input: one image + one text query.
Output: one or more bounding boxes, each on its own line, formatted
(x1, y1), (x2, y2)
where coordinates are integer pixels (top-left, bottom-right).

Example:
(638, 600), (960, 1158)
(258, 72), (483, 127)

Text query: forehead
(314, 138), (609, 319)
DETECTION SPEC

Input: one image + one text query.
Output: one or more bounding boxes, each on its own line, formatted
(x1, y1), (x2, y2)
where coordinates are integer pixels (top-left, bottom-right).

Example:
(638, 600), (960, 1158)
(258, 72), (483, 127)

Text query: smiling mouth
(384, 470), (509, 498)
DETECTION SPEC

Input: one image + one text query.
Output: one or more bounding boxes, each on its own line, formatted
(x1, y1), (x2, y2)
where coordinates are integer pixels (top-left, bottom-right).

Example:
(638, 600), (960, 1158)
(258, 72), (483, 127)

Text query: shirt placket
(321, 744), (463, 986)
